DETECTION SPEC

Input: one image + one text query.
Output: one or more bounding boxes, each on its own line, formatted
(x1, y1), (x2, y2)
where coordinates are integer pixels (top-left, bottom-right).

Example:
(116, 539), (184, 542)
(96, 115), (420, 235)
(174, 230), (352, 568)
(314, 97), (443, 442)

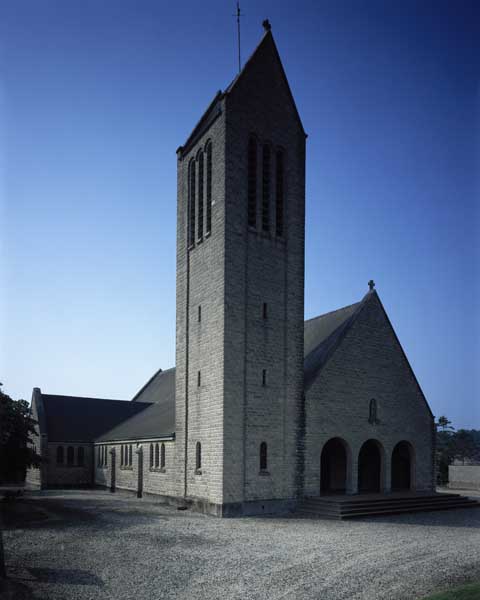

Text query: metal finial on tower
(235, 2), (243, 74)
(262, 19), (271, 32)
(368, 279), (375, 291)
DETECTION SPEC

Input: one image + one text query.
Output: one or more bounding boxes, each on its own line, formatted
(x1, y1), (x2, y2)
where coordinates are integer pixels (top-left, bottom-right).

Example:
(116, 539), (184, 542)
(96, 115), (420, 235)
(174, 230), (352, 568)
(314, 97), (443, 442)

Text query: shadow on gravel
(0, 579), (34, 600)
(3, 496), (177, 534)
(28, 567), (104, 587)
(353, 509), (480, 528)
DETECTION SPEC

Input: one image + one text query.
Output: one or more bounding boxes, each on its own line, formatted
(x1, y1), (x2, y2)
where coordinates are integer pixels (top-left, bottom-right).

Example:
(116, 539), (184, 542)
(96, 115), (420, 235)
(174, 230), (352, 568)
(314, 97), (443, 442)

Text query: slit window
(260, 442), (268, 471)
(262, 144), (270, 232)
(150, 444), (154, 469)
(129, 445), (133, 466)
(197, 150), (204, 241)
(248, 137), (257, 227)
(197, 371), (201, 387)
(198, 305), (201, 322)
(263, 302), (268, 319)
(262, 369), (267, 387)
(276, 150), (284, 236)
(206, 141), (212, 234)
(67, 446), (74, 466)
(195, 442), (202, 472)
(155, 443), (159, 468)
(78, 446), (85, 467)
(57, 446), (64, 465)
(188, 159), (196, 247)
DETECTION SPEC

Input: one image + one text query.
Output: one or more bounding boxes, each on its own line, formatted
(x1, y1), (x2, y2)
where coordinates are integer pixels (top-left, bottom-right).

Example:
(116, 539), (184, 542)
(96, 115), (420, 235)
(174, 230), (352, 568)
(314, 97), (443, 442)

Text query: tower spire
(236, 2), (243, 73)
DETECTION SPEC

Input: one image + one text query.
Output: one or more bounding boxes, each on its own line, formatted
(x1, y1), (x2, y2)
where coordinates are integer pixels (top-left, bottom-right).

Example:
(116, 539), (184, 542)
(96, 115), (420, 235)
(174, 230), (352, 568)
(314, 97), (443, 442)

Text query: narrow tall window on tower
(197, 150), (204, 241)
(276, 150), (284, 236)
(205, 141), (212, 235)
(155, 443), (159, 468)
(260, 442), (268, 471)
(262, 144), (270, 232)
(247, 136), (257, 227)
(195, 442), (202, 473)
(188, 158), (196, 247)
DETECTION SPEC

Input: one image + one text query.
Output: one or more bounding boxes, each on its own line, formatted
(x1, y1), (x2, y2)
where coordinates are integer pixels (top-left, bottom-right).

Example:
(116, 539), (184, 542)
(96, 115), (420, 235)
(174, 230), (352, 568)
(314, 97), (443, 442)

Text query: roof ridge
(41, 394), (129, 403)
(131, 368), (164, 401)
(304, 301), (361, 324)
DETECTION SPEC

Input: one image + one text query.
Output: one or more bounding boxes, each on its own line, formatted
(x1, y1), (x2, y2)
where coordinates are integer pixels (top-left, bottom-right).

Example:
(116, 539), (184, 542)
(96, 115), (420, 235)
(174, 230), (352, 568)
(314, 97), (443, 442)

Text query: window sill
(150, 467), (166, 473)
(259, 470), (270, 477)
(195, 469), (202, 476)
(205, 231), (211, 239)
(120, 466), (133, 471)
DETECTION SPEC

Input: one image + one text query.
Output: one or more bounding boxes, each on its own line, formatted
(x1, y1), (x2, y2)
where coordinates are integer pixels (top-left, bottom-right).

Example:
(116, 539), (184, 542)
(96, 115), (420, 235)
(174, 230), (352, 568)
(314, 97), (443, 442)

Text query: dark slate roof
(96, 298), (371, 442)
(95, 369), (176, 442)
(132, 367), (175, 404)
(178, 29), (305, 158)
(304, 294), (370, 389)
(40, 395), (151, 443)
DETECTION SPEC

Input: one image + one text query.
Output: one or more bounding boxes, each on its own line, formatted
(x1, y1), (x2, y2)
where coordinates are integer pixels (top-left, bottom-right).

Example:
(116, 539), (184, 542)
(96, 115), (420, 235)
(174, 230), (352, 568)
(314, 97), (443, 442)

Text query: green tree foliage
(435, 416), (480, 485)
(437, 415), (455, 433)
(0, 384), (41, 483)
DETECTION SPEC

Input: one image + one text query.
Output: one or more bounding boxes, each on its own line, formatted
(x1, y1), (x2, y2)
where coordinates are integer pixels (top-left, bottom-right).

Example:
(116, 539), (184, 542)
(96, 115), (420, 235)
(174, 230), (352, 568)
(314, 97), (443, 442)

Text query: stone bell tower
(175, 24), (306, 516)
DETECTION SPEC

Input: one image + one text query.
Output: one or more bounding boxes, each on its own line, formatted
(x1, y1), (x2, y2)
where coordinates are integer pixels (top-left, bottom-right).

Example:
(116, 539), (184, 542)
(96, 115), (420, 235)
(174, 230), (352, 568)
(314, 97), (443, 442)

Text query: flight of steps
(297, 492), (480, 519)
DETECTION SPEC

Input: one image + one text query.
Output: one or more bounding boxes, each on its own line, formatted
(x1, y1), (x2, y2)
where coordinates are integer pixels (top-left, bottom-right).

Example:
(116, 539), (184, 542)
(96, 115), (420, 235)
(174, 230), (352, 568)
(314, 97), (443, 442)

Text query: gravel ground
(2, 490), (480, 600)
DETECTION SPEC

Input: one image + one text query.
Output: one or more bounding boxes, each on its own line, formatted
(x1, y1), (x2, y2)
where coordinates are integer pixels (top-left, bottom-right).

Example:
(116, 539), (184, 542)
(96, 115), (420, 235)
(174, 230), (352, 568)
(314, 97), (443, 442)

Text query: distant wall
(94, 441), (177, 499)
(46, 443), (93, 487)
(448, 465), (480, 490)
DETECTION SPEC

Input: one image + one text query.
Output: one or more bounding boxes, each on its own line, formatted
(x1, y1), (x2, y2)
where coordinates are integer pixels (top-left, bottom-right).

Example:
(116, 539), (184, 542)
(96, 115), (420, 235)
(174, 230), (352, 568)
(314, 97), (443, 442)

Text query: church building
(27, 25), (437, 517)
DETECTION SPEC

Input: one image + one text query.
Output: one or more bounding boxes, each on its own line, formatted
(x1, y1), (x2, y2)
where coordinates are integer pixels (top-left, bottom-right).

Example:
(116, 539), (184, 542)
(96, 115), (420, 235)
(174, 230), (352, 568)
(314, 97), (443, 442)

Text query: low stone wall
(448, 465), (480, 490)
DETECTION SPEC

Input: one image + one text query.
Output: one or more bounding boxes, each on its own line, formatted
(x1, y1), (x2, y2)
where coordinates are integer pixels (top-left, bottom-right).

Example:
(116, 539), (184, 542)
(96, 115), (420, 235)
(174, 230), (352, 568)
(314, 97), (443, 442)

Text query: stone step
(301, 495), (464, 510)
(296, 495), (480, 519)
(298, 502), (480, 520)
(303, 493), (461, 506)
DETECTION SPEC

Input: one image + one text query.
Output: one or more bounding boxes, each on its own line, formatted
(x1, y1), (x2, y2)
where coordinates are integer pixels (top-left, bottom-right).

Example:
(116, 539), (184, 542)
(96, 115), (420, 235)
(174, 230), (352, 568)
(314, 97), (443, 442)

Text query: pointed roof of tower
(225, 28), (306, 136)
(178, 27), (305, 157)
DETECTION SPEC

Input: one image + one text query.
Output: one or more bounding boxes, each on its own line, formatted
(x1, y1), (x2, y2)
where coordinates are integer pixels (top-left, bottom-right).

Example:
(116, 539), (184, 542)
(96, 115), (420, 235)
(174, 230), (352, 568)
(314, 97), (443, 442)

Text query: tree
(452, 429), (478, 465)
(435, 416), (455, 485)
(0, 384), (41, 483)
(437, 415), (455, 433)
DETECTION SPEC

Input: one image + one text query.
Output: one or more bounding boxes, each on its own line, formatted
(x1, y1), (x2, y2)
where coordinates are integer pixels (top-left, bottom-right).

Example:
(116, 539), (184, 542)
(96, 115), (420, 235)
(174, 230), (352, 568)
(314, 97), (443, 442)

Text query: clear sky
(1, 0), (478, 428)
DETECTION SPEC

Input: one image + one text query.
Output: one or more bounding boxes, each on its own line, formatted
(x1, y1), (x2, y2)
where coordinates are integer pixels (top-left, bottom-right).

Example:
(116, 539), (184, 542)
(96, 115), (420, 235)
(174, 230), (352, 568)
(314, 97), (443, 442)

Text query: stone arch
(320, 437), (351, 495)
(391, 441), (415, 491)
(358, 439), (385, 493)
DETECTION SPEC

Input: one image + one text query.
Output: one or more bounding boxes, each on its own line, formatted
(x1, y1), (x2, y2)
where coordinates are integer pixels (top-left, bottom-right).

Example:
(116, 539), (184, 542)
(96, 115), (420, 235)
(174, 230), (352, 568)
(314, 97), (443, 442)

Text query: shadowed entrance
(320, 438), (349, 494)
(358, 439), (383, 493)
(391, 441), (414, 491)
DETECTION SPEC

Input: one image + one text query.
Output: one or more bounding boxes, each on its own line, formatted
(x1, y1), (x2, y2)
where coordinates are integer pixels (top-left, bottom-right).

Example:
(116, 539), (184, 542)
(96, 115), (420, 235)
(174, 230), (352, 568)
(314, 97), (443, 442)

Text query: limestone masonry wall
(304, 294), (434, 495)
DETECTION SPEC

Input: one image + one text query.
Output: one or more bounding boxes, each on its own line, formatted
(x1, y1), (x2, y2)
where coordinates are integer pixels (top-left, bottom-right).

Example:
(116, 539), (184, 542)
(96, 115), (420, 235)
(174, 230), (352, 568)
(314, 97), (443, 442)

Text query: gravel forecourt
(3, 490), (480, 600)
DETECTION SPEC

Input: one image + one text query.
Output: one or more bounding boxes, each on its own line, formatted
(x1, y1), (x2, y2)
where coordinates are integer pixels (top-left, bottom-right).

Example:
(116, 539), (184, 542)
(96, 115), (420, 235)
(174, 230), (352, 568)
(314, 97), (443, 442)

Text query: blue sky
(1, 0), (478, 428)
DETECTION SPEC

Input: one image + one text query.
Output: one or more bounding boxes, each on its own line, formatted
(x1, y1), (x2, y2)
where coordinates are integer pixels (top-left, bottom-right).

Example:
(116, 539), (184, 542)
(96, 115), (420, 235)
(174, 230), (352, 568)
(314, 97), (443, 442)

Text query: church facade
(27, 27), (435, 516)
